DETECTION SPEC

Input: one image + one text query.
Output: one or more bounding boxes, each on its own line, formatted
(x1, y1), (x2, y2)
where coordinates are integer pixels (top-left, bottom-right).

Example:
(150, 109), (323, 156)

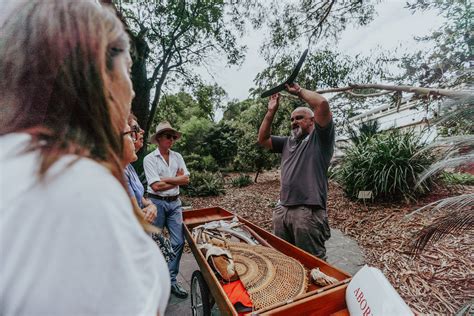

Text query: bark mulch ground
(182, 170), (473, 315)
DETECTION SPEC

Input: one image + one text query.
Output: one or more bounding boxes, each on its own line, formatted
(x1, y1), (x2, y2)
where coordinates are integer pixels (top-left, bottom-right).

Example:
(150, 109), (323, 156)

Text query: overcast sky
(198, 0), (444, 104)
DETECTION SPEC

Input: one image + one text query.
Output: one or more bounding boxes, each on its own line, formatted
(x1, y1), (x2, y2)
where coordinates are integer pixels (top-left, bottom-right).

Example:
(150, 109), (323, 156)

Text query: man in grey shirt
(257, 83), (335, 260)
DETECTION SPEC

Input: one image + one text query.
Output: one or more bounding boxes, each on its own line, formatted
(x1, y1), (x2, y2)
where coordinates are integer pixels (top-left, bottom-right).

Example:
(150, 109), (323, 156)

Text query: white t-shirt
(0, 134), (170, 316)
(143, 148), (190, 196)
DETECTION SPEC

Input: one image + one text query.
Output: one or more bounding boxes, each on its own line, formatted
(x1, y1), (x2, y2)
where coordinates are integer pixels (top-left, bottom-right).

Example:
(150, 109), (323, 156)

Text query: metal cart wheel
(191, 270), (214, 316)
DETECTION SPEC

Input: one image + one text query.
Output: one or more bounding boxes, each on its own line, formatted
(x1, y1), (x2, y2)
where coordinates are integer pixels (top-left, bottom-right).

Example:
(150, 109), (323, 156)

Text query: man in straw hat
(144, 121), (190, 298)
(257, 83), (334, 260)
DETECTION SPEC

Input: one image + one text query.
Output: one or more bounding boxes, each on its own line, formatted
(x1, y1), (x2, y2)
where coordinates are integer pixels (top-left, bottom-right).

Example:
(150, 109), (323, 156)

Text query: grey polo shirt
(271, 120), (335, 208)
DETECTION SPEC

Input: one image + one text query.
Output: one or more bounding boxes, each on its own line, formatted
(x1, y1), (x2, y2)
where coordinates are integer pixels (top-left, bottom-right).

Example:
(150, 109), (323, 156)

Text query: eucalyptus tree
(257, 0), (379, 62)
(253, 49), (392, 125)
(399, 0), (472, 87)
(112, 0), (259, 138)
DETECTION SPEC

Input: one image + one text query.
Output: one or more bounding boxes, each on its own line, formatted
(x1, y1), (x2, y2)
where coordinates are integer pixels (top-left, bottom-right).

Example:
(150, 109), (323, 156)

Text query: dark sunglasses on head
(122, 130), (137, 142)
(162, 133), (178, 140)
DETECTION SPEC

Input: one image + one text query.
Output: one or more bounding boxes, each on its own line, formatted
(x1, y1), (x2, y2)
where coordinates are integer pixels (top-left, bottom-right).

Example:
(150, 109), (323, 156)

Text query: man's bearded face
(291, 126), (304, 139)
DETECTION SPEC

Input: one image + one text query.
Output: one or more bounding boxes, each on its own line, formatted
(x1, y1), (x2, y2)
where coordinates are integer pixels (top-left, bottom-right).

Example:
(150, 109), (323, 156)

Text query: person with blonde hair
(0, 0), (169, 315)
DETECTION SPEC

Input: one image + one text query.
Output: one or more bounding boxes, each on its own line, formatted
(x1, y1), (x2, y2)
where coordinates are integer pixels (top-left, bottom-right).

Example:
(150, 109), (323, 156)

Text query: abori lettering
(353, 287), (373, 316)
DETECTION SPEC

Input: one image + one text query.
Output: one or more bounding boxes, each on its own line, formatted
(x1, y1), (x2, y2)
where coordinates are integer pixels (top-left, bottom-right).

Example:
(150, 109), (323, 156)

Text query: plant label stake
(358, 190), (373, 208)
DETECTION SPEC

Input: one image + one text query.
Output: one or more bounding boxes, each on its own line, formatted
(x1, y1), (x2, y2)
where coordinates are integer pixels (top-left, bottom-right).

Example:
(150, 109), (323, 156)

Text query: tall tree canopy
(257, 0), (379, 61)
(399, 0), (472, 87)
(113, 0), (256, 138)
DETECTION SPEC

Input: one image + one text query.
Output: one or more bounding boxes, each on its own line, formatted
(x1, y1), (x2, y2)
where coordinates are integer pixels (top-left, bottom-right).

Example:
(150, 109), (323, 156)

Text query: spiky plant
(335, 128), (434, 201)
(347, 120), (379, 145)
(408, 90), (474, 255)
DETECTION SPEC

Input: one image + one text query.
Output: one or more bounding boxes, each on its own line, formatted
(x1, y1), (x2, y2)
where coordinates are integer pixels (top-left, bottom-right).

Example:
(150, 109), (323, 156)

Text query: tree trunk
(129, 34), (151, 131)
(254, 170), (260, 183)
(128, 33), (153, 174)
(145, 65), (169, 135)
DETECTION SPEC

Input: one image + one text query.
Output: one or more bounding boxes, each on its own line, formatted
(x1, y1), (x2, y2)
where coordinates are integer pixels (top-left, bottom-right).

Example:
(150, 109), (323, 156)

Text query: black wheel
(191, 270), (213, 316)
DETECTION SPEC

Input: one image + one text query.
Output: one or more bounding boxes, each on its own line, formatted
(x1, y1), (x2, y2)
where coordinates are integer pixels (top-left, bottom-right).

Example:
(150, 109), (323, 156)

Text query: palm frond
(406, 193), (474, 218)
(416, 154), (474, 185)
(415, 135), (474, 156)
(428, 89), (473, 129)
(410, 206), (474, 256)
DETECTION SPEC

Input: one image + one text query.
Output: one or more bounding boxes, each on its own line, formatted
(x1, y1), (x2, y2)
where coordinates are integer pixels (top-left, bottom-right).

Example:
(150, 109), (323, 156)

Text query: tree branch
(315, 84), (472, 99)
(346, 90), (392, 97)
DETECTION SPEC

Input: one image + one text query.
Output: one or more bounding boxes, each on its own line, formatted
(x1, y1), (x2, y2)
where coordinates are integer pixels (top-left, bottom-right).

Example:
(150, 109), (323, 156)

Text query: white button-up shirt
(143, 148), (190, 196)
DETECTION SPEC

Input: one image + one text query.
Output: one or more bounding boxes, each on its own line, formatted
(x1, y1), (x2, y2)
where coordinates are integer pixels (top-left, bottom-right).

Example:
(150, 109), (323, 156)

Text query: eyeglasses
(131, 125), (140, 133)
(290, 115), (313, 122)
(162, 133), (178, 140)
(122, 130), (137, 142)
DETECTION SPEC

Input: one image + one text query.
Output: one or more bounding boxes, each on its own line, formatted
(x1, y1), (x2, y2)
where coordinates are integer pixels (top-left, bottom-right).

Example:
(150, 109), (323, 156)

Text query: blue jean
(149, 197), (184, 285)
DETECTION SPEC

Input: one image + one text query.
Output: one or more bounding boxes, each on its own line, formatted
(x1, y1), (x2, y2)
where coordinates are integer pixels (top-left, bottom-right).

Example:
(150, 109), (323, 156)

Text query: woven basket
(228, 242), (308, 310)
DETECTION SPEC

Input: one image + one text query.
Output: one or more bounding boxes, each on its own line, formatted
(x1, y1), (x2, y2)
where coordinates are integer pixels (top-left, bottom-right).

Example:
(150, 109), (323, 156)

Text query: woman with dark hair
(0, 0), (169, 315)
(124, 115), (176, 263)
(122, 118), (157, 222)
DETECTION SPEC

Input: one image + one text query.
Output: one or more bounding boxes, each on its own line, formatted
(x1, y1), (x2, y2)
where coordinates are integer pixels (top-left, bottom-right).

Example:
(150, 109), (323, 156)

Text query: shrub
(182, 171), (225, 197)
(334, 129), (434, 201)
(441, 172), (474, 186)
(231, 174), (253, 188)
(184, 153), (219, 172)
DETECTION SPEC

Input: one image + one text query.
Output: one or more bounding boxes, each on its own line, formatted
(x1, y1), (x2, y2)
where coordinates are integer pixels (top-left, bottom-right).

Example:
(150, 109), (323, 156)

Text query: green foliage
(153, 84), (227, 131)
(253, 49), (393, 125)
(438, 116), (474, 136)
(231, 174), (253, 188)
(184, 153), (218, 172)
(116, 0), (253, 137)
(182, 171), (225, 197)
(153, 92), (196, 129)
(400, 0), (472, 86)
(193, 83), (227, 121)
(441, 172), (474, 186)
(256, 0), (377, 61)
(334, 129), (434, 201)
(347, 120), (379, 145)
(233, 128), (278, 173)
(173, 116), (213, 158)
(205, 122), (239, 168)
(254, 50), (354, 94)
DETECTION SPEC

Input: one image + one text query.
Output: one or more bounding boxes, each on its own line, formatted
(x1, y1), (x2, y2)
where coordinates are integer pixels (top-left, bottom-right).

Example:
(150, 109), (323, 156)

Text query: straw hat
(150, 121), (181, 144)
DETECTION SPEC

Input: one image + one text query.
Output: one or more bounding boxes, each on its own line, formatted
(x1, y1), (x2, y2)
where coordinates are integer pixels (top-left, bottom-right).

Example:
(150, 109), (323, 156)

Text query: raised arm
(286, 83), (332, 128)
(258, 93), (280, 150)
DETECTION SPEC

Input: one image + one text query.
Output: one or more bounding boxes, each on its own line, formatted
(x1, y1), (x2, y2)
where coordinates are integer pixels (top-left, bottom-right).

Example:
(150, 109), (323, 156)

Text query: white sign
(358, 191), (373, 199)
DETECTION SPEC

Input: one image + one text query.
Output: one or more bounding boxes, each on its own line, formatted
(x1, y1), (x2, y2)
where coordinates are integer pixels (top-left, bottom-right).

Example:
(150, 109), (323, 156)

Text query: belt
(148, 193), (179, 202)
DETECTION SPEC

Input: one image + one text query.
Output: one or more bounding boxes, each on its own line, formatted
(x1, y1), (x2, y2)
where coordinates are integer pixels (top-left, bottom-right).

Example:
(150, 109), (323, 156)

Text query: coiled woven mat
(227, 242), (308, 310)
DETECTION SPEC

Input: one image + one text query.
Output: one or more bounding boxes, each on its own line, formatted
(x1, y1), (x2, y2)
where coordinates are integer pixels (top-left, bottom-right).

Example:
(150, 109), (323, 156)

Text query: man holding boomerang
(257, 82), (335, 260)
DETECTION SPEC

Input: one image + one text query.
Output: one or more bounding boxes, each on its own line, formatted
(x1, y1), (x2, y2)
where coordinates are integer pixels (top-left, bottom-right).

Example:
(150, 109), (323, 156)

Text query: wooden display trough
(183, 207), (352, 315)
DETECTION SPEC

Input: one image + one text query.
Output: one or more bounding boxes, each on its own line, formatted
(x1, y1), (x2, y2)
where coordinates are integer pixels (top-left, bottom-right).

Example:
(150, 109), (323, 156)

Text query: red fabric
(221, 280), (252, 308)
